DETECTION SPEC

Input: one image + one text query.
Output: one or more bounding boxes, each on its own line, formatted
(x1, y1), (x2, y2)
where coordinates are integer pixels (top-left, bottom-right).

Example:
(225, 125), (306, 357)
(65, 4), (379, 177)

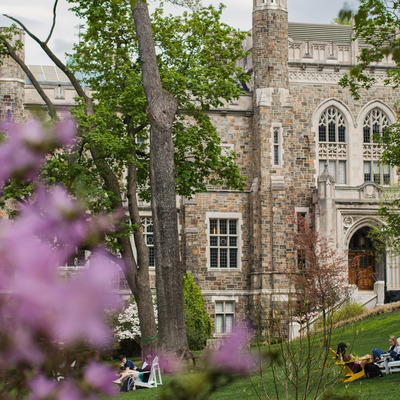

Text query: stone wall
(0, 29), (25, 123)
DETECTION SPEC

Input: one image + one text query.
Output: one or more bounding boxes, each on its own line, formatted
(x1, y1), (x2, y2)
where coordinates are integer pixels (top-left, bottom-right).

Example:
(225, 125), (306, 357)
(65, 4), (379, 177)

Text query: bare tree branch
(45, 0), (59, 45)
(3, 13), (89, 104)
(0, 36), (57, 119)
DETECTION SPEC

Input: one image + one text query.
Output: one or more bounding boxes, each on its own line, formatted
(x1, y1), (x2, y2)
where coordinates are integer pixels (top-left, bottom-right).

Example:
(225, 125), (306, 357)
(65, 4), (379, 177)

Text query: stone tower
(0, 28), (25, 122)
(250, 0), (313, 322)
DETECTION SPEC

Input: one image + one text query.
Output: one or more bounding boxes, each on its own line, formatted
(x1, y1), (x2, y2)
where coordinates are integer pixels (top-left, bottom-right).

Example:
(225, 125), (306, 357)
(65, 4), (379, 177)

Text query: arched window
(363, 108), (391, 185)
(319, 107), (346, 143)
(363, 108), (389, 143)
(318, 106), (347, 184)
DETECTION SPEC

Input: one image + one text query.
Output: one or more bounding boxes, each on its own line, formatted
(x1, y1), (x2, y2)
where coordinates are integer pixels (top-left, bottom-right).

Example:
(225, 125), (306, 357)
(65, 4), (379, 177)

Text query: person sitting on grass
(336, 342), (369, 373)
(372, 336), (400, 362)
(113, 355), (136, 384)
(130, 355), (153, 383)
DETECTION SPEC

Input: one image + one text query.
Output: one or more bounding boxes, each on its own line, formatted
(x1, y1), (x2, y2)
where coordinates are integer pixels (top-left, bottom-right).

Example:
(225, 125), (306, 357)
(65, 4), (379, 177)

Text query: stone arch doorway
(348, 226), (377, 290)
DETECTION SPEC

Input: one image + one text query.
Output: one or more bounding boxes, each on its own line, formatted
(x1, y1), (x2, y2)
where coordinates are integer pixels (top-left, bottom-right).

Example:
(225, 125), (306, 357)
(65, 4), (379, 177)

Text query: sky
(0, 0), (360, 65)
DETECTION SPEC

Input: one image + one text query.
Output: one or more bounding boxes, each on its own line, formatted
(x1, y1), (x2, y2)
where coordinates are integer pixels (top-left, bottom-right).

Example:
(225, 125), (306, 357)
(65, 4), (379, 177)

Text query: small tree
(114, 295), (158, 343)
(183, 273), (212, 350)
(256, 214), (348, 400)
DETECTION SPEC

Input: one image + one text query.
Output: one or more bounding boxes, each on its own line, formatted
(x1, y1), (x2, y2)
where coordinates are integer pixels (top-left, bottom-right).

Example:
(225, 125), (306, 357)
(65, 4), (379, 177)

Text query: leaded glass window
(319, 159), (347, 184)
(318, 107), (346, 143)
(273, 127), (280, 165)
(215, 301), (235, 334)
(363, 108), (389, 143)
(364, 161), (390, 185)
(209, 219), (238, 269)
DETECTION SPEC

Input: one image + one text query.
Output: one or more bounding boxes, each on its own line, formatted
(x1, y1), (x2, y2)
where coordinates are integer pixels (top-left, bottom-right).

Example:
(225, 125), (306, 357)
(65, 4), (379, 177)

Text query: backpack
(120, 376), (135, 392)
(364, 363), (383, 379)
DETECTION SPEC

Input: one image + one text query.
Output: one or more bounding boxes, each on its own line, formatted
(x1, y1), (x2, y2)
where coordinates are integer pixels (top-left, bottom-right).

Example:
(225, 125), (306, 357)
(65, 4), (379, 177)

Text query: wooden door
(348, 252), (375, 290)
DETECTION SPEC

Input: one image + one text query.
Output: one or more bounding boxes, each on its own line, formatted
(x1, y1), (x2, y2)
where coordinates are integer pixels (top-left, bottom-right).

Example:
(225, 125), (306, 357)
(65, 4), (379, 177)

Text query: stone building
(183, 0), (400, 335)
(1, 0), (400, 337)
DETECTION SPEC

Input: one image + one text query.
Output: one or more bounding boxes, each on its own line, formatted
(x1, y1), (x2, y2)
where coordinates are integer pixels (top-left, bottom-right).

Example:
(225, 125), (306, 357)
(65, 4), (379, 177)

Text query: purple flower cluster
(0, 119), (75, 186)
(0, 119), (119, 399)
(205, 329), (256, 375)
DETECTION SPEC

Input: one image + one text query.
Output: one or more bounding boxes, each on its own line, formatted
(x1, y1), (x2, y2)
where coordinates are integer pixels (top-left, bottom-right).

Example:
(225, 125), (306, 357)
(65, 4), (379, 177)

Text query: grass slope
(109, 307), (400, 400)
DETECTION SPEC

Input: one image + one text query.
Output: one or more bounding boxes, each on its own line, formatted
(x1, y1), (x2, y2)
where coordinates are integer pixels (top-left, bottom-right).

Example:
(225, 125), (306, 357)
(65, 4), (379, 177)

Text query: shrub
(183, 273), (212, 350)
(332, 299), (364, 325)
(113, 295), (157, 352)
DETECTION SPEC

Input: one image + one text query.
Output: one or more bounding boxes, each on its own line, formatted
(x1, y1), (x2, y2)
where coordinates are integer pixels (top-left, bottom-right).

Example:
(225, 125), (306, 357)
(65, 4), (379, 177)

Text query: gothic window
(141, 217), (155, 267)
(215, 301), (235, 334)
(318, 107), (346, 143)
(363, 108), (389, 143)
(319, 160), (347, 184)
(318, 106), (347, 184)
(362, 108), (391, 184)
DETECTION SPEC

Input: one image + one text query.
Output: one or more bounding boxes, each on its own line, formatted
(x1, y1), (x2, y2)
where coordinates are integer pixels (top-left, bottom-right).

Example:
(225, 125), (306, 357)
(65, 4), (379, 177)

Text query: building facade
(1, 0), (400, 337)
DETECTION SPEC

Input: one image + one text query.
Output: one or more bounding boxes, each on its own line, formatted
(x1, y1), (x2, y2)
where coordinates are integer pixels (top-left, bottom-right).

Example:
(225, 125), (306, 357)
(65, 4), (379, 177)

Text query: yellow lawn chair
(329, 348), (370, 383)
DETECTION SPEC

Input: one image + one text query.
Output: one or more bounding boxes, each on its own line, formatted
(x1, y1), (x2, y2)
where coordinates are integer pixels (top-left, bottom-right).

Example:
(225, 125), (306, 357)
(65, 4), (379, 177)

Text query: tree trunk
(131, 0), (189, 353)
(127, 162), (158, 354)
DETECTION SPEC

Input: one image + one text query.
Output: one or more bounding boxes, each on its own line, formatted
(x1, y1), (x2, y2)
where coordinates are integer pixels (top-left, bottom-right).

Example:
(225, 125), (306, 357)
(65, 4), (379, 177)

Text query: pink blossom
(57, 382), (90, 400)
(84, 361), (118, 395)
(0, 119), (75, 187)
(28, 375), (58, 400)
(207, 330), (256, 375)
(0, 119), (121, 399)
(0, 120), (44, 184)
(54, 118), (76, 146)
(53, 250), (120, 346)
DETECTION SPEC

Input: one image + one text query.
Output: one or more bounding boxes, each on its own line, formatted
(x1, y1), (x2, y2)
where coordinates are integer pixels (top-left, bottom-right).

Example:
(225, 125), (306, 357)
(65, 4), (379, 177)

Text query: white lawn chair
(152, 356), (163, 385)
(388, 360), (400, 373)
(131, 356), (162, 390)
(380, 353), (400, 374)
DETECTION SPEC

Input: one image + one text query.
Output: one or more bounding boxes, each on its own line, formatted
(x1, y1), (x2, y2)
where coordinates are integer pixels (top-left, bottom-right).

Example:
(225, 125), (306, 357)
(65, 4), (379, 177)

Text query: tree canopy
(339, 0), (400, 97)
(62, 0), (248, 205)
(1, 0), (249, 354)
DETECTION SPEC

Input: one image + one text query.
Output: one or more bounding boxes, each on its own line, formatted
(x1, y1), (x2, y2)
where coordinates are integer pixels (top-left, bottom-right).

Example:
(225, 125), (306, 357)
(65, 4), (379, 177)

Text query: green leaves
(66, 0), (247, 204)
(183, 273), (212, 350)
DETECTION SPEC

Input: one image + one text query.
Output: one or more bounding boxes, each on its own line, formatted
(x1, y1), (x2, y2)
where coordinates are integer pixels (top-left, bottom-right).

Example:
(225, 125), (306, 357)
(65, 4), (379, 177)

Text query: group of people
(336, 335), (400, 374)
(113, 354), (153, 386)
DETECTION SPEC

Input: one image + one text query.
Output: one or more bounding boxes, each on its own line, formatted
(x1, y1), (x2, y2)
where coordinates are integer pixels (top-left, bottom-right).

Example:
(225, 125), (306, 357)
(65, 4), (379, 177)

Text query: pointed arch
(357, 100), (397, 128)
(313, 99), (354, 185)
(312, 98), (355, 134)
(344, 217), (384, 249)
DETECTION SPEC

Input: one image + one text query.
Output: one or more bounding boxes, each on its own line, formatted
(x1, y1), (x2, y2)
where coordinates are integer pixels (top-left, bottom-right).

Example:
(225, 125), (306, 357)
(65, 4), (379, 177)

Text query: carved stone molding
(360, 184), (379, 200)
(342, 214), (363, 237)
(289, 71), (391, 85)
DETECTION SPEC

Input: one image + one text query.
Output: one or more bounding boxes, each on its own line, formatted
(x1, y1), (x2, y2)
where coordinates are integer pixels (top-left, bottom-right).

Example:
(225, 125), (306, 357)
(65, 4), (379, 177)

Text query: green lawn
(108, 308), (400, 399)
